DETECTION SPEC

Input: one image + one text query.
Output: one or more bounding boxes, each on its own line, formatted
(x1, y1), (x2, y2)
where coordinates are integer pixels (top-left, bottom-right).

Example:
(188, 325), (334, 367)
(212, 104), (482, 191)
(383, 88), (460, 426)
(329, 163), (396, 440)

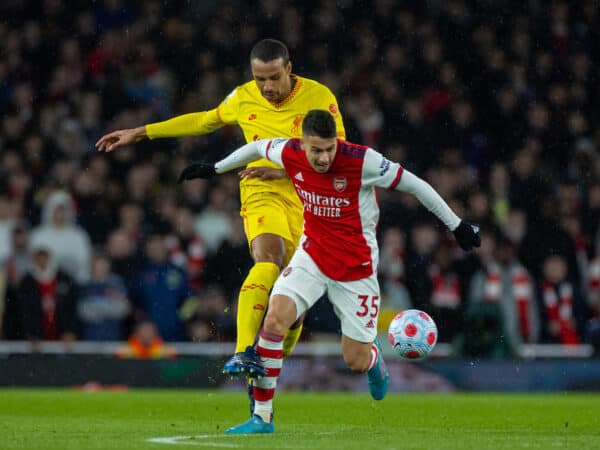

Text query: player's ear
(286, 61), (292, 75)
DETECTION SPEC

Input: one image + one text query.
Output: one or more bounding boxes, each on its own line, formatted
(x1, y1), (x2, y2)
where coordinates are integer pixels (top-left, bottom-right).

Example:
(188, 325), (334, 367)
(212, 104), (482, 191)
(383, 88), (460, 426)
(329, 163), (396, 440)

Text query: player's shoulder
(297, 76), (335, 95)
(337, 139), (370, 159)
(224, 80), (258, 101)
(273, 137), (302, 151)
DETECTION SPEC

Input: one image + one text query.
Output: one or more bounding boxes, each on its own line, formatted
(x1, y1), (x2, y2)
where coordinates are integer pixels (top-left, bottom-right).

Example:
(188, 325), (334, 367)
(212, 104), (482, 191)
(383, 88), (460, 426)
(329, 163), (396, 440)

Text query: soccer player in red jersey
(178, 109), (480, 433)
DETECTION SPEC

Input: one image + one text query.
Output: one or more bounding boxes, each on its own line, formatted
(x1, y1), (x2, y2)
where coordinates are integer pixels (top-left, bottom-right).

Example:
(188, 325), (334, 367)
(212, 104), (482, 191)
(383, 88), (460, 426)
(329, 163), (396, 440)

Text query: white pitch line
(147, 435), (241, 447)
(147, 432), (338, 448)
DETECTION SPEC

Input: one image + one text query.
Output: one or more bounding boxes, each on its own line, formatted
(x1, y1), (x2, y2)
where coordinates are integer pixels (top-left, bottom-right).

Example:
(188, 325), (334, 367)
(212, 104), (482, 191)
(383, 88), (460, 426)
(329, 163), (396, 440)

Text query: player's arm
(177, 138), (287, 182)
(362, 149), (480, 251)
(95, 110), (224, 152)
(96, 88), (241, 152)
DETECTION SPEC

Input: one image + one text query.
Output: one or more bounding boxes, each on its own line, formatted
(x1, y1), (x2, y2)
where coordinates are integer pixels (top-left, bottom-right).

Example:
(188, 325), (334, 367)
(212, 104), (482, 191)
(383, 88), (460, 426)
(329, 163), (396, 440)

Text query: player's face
(302, 135), (337, 173)
(251, 57), (292, 102)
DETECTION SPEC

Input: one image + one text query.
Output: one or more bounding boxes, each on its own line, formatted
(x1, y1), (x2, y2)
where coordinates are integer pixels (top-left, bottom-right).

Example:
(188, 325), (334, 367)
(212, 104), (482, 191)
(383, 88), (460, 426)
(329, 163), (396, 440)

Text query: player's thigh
(271, 247), (327, 321)
(241, 194), (295, 253)
(283, 196), (304, 266)
(327, 273), (381, 344)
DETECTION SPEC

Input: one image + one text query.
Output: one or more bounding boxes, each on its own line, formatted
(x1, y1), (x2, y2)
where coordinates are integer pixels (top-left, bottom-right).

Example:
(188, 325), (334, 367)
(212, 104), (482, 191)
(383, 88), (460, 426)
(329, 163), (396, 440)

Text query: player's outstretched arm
(394, 170), (481, 251)
(97, 109), (225, 153)
(95, 126), (147, 152)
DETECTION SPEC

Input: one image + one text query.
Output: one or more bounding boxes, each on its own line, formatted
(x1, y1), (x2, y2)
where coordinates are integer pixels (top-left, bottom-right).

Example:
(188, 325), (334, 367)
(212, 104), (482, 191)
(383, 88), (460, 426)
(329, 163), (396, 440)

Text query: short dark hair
(302, 109), (337, 138)
(250, 39), (290, 64)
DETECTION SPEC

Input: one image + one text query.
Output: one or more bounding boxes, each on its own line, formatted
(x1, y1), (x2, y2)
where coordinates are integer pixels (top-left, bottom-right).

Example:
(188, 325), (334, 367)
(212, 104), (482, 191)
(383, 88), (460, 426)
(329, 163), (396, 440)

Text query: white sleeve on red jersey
(215, 138), (288, 173)
(260, 138), (288, 166)
(394, 170), (461, 231)
(361, 148), (405, 188)
(361, 148), (461, 231)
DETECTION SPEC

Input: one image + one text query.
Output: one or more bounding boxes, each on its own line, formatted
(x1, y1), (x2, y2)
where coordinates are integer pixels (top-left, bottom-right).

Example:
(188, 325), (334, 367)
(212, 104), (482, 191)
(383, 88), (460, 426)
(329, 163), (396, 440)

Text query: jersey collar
(268, 74), (302, 109)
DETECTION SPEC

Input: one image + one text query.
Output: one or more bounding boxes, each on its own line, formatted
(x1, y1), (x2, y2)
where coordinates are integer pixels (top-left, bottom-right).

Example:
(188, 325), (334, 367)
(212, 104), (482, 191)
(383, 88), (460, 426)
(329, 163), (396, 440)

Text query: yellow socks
(235, 260), (304, 357)
(283, 323), (303, 357)
(235, 262), (280, 353)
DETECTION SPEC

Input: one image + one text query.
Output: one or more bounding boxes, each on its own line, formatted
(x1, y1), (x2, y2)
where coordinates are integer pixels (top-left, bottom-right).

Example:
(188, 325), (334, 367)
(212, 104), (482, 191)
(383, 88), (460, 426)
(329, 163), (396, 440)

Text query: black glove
(177, 162), (216, 183)
(453, 221), (481, 251)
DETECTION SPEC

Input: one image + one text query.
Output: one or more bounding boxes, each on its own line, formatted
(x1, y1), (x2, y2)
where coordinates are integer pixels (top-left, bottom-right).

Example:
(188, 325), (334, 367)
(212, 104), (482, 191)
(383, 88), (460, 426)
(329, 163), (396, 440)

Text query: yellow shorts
(240, 193), (304, 266)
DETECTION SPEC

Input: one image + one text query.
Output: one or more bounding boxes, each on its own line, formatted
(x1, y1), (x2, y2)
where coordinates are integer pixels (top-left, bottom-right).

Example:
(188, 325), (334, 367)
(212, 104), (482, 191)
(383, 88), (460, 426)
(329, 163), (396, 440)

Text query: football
(388, 309), (438, 360)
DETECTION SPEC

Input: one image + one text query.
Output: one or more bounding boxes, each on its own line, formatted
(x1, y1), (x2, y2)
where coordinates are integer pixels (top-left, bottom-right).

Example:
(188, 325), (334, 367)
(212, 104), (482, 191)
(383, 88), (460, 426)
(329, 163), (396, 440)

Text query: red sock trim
(368, 343), (379, 370)
(257, 347), (284, 359)
(253, 386), (275, 402)
(260, 329), (284, 342)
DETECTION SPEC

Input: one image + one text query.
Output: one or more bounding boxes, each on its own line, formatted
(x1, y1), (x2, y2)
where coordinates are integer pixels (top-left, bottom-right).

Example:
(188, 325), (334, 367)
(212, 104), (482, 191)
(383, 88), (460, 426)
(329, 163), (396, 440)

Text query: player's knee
(253, 249), (285, 267)
(251, 235), (287, 267)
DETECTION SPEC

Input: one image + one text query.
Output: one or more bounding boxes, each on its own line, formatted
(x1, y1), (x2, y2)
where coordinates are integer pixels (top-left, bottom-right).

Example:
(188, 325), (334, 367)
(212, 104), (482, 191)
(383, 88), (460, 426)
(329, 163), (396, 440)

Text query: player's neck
(270, 74), (299, 107)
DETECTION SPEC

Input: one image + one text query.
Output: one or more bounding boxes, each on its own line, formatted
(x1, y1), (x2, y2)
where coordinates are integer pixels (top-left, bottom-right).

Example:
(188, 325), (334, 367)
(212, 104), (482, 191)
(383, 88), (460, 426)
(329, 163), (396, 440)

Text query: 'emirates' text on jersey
(261, 138), (404, 281)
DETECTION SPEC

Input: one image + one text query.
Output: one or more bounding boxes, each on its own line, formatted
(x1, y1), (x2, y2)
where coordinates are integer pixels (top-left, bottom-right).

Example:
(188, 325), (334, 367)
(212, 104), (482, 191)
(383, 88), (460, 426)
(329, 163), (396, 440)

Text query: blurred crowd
(1, 0), (600, 357)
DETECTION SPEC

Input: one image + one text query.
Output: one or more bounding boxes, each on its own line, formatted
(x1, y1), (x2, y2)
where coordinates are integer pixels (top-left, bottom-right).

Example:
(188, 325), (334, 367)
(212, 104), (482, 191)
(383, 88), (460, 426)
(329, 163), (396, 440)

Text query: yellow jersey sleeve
(145, 87), (244, 139)
(145, 110), (223, 139)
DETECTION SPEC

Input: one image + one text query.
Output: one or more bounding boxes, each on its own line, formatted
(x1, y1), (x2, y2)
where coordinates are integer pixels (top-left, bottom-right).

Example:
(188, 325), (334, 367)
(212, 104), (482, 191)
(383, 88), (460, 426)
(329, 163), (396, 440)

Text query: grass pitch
(1, 389), (599, 449)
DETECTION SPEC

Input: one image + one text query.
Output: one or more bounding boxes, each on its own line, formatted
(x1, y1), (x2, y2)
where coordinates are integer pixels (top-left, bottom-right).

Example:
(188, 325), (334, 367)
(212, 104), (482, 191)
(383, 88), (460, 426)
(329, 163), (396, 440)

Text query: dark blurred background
(1, 0), (600, 372)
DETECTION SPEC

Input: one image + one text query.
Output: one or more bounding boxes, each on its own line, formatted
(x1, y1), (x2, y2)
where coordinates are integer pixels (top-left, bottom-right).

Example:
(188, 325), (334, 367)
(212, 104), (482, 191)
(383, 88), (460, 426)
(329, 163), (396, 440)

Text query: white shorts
(272, 246), (380, 343)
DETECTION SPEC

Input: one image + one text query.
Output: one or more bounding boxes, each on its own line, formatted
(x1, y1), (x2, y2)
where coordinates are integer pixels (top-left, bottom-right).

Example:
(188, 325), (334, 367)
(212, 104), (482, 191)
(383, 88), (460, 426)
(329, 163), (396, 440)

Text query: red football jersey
(262, 138), (404, 281)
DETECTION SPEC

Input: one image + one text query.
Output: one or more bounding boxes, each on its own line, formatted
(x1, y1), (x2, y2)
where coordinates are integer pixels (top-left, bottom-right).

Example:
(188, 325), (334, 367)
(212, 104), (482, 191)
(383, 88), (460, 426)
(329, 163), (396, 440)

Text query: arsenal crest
(333, 177), (347, 192)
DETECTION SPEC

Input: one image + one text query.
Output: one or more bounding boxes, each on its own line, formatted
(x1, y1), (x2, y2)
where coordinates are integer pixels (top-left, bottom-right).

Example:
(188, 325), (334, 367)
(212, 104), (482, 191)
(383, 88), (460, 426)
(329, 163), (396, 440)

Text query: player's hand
(239, 167), (288, 181)
(177, 162), (216, 183)
(95, 127), (146, 152)
(453, 221), (481, 251)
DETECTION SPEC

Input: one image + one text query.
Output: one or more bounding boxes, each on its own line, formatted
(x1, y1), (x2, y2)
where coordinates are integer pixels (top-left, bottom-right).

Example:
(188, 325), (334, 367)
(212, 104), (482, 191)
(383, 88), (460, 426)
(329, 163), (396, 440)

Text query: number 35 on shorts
(356, 295), (379, 318)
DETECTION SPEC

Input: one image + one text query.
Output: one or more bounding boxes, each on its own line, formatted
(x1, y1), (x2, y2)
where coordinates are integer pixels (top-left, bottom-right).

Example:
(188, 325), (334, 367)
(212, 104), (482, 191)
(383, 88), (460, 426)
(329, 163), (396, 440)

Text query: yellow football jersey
(146, 75), (345, 204)
(216, 75), (345, 199)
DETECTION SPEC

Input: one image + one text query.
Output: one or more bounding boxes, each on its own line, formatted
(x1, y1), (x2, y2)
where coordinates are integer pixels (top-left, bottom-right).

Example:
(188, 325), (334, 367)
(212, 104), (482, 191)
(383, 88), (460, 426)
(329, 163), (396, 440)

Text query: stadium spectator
(116, 320), (176, 359)
(105, 227), (138, 287)
(180, 285), (236, 342)
(378, 227), (411, 311)
(469, 236), (540, 351)
(130, 228), (190, 342)
(166, 205), (208, 291)
(425, 242), (465, 343)
(29, 191), (92, 284)
(14, 246), (79, 342)
(77, 251), (130, 341)
(193, 185), (233, 255)
(537, 254), (588, 344)
(1, 222), (31, 340)
(0, 193), (17, 264)
(203, 213), (254, 301)
(586, 255), (600, 351)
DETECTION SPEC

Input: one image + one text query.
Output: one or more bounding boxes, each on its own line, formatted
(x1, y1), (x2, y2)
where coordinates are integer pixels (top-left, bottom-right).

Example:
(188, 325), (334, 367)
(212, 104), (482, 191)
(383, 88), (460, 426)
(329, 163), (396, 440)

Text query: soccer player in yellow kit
(96, 39), (345, 378)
